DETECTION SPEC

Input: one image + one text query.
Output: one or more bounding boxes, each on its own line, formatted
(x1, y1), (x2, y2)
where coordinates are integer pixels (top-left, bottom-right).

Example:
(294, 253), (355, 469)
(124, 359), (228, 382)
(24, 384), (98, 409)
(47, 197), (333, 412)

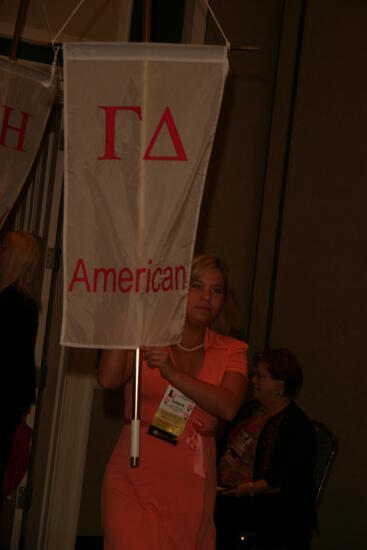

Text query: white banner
(0, 59), (56, 228)
(61, 43), (228, 349)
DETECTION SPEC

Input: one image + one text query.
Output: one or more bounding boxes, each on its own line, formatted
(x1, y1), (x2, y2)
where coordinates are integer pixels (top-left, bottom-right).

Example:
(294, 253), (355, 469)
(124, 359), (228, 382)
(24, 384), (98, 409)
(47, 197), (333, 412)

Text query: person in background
(0, 231), (41, 497)
(98, 253), (248, 550)
(215, 348), (317, 550)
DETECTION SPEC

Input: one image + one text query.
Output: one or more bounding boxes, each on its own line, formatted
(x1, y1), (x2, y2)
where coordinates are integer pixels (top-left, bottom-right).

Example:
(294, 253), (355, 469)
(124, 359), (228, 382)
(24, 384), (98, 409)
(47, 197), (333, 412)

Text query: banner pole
(129, 0), (152, 470)
(143, 0), (152, 42)
(9, 0), (30, 60)
(130, 348), (142, 467)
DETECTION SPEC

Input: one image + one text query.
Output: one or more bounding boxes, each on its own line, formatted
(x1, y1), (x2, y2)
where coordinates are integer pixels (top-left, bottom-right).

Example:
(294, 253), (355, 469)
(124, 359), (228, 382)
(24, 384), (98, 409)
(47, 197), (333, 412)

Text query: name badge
(148, 385), (195, 445)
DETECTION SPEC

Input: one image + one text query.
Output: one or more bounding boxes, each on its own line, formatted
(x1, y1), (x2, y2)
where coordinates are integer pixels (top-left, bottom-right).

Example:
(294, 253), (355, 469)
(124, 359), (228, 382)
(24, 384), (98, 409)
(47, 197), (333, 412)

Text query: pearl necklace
(176, 342), (205, 352)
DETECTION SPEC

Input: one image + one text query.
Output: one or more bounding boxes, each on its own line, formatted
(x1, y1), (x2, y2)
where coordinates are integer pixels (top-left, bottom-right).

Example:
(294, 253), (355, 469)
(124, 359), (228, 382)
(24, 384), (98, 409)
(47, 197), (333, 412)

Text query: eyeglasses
(252, 372), (273, 379)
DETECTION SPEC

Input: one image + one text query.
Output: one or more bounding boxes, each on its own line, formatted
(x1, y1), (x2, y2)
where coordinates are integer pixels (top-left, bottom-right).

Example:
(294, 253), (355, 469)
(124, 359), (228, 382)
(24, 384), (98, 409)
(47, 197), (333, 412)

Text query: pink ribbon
(184, 418), (214, 478)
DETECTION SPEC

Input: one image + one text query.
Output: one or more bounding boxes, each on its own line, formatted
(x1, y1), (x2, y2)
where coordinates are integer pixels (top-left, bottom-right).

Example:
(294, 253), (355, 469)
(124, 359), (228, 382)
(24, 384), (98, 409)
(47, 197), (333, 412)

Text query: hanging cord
(201, 0), (260, 51)
(50, 0), (87, 45)
(40, 0), (53, 43)
(202, 0), (231, 49)
(39, 0), (62, 88)
(41, 45), (60, 88)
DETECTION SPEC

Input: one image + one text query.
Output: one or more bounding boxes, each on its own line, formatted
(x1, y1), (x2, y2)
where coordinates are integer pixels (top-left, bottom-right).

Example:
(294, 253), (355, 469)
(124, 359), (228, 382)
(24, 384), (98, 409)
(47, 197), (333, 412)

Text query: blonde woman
(0, 231), (41, 493)
(99, 253), (248, 550)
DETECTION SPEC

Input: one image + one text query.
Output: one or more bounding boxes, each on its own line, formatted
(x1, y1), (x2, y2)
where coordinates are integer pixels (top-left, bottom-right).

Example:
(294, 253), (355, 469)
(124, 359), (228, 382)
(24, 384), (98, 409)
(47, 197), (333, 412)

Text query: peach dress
(101, 329), (248, 550)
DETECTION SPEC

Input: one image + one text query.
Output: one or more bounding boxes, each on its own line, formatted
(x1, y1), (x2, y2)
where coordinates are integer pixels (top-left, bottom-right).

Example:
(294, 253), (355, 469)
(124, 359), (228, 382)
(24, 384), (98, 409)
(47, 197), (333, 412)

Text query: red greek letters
(97, 105), (187, 161)
(98, 106), (142, 160)
(144, 107), (187, 161)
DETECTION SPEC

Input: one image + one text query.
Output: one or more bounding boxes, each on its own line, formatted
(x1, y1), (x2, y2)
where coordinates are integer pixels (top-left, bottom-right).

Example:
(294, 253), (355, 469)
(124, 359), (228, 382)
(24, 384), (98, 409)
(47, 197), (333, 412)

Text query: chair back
(312, 420), (337, 504)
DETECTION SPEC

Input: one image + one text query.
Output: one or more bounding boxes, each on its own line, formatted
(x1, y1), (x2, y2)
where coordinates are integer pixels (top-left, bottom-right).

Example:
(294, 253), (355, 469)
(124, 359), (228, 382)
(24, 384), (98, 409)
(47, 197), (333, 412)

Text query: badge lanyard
(148, 384), (195, 445)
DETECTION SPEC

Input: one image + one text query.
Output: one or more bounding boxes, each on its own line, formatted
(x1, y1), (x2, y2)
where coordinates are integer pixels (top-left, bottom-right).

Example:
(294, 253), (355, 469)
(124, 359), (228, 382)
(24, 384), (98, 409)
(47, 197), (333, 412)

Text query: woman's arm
(218, 479), (275, 497)
(142, 347), (247, 421)
(98, 349), (135, 389)
(271, 413), (317, 492)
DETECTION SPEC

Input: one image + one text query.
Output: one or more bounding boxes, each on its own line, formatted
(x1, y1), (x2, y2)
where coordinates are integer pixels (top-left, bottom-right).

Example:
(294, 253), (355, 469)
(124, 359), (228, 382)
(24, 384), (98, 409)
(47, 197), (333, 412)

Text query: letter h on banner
(0, 105), (31, 152)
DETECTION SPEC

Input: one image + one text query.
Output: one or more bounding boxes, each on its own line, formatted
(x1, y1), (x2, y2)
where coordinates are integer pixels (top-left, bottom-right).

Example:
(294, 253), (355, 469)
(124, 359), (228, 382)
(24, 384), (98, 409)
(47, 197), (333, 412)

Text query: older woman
(215, 349), (317, 550)
(98, 253), (248, 549)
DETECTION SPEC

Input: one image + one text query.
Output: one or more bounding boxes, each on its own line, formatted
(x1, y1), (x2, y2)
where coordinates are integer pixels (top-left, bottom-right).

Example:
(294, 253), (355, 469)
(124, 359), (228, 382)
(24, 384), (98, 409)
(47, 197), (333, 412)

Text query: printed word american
(68, 258), (186, 294)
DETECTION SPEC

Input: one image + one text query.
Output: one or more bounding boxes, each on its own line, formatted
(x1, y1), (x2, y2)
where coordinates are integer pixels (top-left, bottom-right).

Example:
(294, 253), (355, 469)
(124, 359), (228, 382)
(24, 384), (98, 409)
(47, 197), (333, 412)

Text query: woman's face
(252, 361), (284, 403)
(185, 267), (225, 329)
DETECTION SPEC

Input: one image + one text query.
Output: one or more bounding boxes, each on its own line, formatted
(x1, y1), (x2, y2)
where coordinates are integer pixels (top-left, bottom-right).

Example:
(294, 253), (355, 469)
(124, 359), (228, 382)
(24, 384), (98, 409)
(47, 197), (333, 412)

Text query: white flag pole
(130, 348), (142, 467)
(130, 0), (152, 469)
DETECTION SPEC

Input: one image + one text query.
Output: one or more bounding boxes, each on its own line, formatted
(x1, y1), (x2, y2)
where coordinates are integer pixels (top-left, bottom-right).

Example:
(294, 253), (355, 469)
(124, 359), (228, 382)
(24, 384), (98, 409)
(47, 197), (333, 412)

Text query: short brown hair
(253, 348), (303, 398)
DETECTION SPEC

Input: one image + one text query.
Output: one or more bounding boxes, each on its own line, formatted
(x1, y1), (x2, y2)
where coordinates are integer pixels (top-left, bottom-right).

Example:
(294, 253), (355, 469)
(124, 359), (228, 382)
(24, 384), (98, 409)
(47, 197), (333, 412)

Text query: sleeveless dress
(101, 329), (248, 550)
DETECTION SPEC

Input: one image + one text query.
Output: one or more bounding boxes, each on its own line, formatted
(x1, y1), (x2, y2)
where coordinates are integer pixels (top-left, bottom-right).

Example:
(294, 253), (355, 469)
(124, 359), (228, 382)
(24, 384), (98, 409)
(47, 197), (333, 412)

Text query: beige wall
(260, 1), (367, 547)
(196, 0), (285, 337)
(199, 0), (367, 548)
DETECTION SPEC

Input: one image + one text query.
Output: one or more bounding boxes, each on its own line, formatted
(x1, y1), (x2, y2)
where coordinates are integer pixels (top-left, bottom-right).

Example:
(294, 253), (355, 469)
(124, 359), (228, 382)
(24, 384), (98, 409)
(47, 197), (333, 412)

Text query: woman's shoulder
(0, 283), (18, 297)
(234, 399), (262, 422)
(0, 284), (19, 307)
(281, 401), (315, 436)
(286, 400), (312, 420)
(0, 284), (38, 313)
(206, 328), (248, 351)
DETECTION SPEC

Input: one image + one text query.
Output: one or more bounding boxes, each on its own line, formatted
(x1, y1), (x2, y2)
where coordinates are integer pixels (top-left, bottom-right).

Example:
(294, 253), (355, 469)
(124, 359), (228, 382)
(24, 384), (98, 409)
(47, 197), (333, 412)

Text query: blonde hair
(190, 253), (239, 336)
(0, 231), (41, 303)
